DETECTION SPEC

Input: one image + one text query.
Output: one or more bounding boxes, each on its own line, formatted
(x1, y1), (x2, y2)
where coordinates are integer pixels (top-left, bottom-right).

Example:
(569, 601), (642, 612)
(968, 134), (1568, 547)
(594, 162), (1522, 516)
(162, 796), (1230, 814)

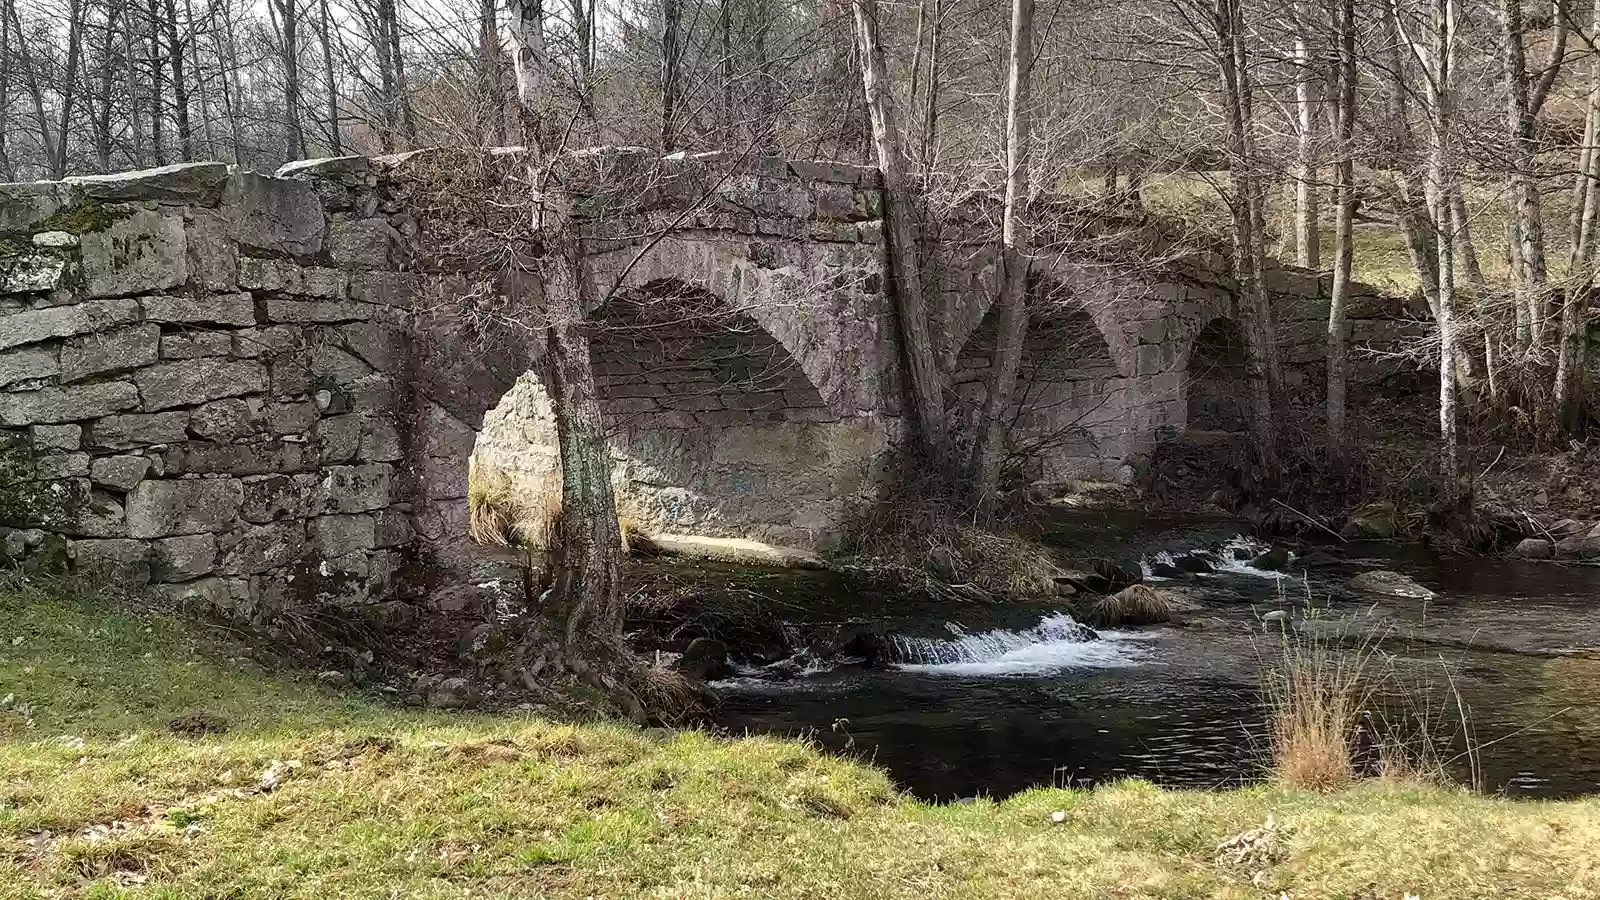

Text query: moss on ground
(1, 585), (1597, 899)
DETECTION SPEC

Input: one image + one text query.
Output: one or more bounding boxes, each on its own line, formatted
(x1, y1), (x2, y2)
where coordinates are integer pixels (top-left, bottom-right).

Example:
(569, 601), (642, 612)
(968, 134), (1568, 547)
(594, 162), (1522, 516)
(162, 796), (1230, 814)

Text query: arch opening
(472, 277), (880, 551)
(952, 287), (1131, 483)
(1185, 317), (1249, 433)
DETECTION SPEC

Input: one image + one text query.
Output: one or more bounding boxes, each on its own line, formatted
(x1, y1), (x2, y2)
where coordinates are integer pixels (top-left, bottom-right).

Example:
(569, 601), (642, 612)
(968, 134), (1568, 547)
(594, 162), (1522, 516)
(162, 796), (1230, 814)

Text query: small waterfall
(888, 613), (1098, 665)
(1136, 535), (1291, 581)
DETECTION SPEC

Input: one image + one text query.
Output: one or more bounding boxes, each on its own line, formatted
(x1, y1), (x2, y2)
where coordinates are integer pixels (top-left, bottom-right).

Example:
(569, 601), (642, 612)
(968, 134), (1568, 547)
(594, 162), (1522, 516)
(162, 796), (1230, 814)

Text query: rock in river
(1348, 569), (1436, 599)
(1512, 538), (1555, 560)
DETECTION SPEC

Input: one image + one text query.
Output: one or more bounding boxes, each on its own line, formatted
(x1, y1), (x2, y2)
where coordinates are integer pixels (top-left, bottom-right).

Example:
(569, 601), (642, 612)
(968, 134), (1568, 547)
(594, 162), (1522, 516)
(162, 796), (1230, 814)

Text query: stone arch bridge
(0, 149), (1412, 615)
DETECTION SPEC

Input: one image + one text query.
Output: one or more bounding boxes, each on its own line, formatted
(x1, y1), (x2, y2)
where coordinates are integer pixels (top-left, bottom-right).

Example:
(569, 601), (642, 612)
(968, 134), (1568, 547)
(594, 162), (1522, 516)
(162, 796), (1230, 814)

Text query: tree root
(508, 625), (702, 726)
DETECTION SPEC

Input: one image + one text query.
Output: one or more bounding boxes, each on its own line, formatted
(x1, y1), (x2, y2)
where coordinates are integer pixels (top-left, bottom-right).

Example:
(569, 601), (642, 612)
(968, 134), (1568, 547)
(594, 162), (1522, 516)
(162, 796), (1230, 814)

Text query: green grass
(3, 586), (1599, 898)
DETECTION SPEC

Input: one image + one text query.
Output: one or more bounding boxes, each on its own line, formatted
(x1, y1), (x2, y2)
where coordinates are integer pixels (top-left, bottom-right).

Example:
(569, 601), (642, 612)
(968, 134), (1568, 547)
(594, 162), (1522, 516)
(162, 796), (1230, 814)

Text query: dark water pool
(711, 524), (1600, 801)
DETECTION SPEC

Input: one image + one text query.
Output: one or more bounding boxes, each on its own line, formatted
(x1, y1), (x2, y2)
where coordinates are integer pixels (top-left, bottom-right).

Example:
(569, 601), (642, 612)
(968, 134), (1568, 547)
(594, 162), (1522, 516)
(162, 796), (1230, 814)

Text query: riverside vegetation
(3, 583), (1599, 899)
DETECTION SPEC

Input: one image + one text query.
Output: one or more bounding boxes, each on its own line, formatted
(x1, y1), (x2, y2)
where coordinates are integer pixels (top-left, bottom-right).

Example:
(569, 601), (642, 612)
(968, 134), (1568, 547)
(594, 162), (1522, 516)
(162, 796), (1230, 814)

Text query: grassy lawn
(2, 586), (1598, 899)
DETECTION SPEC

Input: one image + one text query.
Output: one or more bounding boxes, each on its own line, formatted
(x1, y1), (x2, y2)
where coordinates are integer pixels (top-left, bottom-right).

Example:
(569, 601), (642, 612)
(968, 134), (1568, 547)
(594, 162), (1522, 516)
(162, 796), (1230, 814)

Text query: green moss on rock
(38, 199), (125, 235)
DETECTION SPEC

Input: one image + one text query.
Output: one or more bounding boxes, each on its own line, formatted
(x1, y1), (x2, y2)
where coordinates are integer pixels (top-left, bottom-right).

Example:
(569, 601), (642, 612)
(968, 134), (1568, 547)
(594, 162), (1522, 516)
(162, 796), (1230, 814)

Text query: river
(704, 515), (1600, 801)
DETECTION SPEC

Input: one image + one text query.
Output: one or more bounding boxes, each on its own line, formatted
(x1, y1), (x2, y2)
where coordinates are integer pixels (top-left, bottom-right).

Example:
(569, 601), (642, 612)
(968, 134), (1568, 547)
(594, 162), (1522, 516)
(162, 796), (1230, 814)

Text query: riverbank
(3, 587), (1597, 898)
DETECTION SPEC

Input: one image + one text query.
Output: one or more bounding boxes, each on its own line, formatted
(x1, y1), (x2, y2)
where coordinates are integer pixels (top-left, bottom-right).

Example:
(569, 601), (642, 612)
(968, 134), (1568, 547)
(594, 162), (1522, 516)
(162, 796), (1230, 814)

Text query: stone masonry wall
(0, 160), (474, 620)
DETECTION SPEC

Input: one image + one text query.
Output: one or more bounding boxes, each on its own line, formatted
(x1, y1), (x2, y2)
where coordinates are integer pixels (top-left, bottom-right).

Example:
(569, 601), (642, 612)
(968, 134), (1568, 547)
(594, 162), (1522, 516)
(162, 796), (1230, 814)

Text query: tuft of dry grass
(841, 493), (1064, 598)
(1262, 628), (1370, 792)
(1091, 584), (1175, 627)
(468, 462), (561, 549)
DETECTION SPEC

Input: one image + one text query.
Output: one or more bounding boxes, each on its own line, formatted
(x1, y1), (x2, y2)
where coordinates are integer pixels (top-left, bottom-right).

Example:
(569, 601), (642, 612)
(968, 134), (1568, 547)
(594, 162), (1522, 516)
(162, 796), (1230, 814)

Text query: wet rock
(1548, 518), (1588, 538)
(1512, 538), (1555, 560)
(1089, 558), (1141, 592)
(1173, 553), (1214, 574)
(1348, 569), (1435, 599)
(1251, 547), (1290, 571)
(427, 677), (475, 709)
(677, 637), (731, 681)
(1555, 525), (1600, 560)
(1294, 549), (1342, 569)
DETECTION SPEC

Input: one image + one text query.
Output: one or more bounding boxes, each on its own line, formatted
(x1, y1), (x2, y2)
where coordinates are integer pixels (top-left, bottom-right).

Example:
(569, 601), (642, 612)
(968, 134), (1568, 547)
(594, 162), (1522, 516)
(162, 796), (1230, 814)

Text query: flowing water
(709, 517), (1600, 801)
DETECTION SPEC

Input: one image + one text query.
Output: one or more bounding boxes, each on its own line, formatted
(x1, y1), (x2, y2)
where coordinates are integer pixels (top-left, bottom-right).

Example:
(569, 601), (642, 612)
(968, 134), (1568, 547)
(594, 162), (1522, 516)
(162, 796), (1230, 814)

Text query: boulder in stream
(676, 637), (732, 681)
(1555, 525), (1600, 560)
(1348, 569), (1436, 599)
(1513, 538), (1555, 560)
(1251, 547), (1290, 571)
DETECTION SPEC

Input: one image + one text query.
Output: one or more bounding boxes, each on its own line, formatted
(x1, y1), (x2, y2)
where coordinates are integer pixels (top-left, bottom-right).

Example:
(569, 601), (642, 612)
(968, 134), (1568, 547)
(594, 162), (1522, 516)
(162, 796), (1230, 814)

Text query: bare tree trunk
(919, 0), (942, 168)
(1215, 0), (1281, 488)
(1556, 0), (1600, 434)
(146, 0), (164, 165)
(161, 0), (191, 161)
(386, 0), (415, 147)
(1326, 0), (1355, 459)
(0, 0), (11, 180)
(216, 3), (244, 163)
(187, 0), (216, 159)
(1502, 0), (1566, 351)
(720, 0), (734, 144)
(1450, 187), (1484, 284)
(480, 0), (505, 144)
(969, 0), (1035, 501)
(850, 0), (950, 459)
(124, 0), (145, 167)
(1293, 6), (1320, 269)
(660, 0), (680, 151)
(505, 0), (638, 717)
(267, 0), (304, 160)
(1426, 0), (1463, 504)
(318, 0), (340, 154)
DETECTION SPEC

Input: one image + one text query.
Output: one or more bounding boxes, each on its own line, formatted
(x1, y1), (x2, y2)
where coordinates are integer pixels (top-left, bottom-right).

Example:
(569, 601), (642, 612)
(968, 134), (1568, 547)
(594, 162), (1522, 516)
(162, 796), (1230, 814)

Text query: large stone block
(0, 253), (67, 292)
(311, 513), (375, 556)
(328, 217), (397, 269)
(0, 381), (140, 425)
(126, 478), (243, 537)
(31, 423), (80, 451)
(189, 398), (262, 441)
(238, 257), (348, 298)
(0, 181), (71, 230)
(87, 411), (190, 449)
(35, 452), (90, 478)
(66, 162), (230, 205)
(184, 208), (239, 291)
(60, 323), (160, 382)
(142, 293), (257, 327)
(90, 454), (151, 490)
(160, 330), (233, 360)
(162, 438), (309, 477)
(0, 345), (59, 388)
(264, 300), (370, 323)
(80, 209), (188, 297)
(241, 473), (320, 522)
(133, 358), (267, 410)
(225, 172), (326, 257)
(151, 533), (217, 581)
(318, 464), (392, 513)
(70, 538), (152, 582)
(0, 297), (141, 352)
(217, 521), (307, 574)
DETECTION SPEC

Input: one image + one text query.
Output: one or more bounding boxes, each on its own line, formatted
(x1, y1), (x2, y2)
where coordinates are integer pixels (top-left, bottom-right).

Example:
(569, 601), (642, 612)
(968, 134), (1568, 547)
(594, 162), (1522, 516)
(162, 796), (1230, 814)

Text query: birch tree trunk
(1326, 0), (1355, 459)
(1501, 0), (1565, 351)
(1426, 0), (1463, 504)
(1293, 7), (1320, 269)
(968, 0), (1034, 501)
(851, 0), (950, 460)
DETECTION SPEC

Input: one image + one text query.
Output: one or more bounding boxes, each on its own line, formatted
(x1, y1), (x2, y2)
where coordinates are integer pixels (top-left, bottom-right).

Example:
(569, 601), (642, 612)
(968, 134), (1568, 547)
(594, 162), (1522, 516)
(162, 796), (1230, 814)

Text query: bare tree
(1325, 0), (1355, 459)
(969, 0), (1035, 500)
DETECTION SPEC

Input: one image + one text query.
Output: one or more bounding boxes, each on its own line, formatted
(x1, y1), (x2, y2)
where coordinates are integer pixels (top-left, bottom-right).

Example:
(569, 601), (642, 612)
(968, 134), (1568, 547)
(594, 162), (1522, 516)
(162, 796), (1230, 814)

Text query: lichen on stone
(37, 199), (126, 235)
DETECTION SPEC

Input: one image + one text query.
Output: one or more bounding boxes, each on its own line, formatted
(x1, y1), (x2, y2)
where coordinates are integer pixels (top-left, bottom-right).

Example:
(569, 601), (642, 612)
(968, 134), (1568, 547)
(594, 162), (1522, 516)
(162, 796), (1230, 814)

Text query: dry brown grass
(1091, 585), (1175, 627)
(468, 462), (561, 549)
(842, 492), (1063, 598)
(1263, 633), (1370, 792)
